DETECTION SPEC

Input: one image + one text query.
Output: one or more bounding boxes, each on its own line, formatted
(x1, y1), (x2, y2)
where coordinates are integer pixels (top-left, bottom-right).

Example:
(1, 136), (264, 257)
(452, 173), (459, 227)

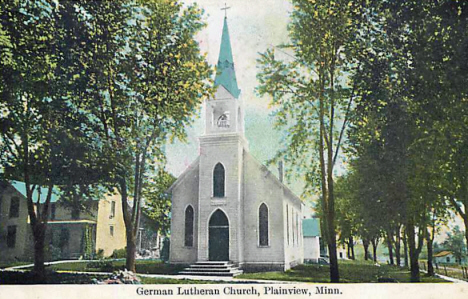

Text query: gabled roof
(10, 180), (60, 203)
(303, 218), (321, 237)
(167, 157), (200, 193)
(434, 251), (453, 257)
(214, 17), (241, 99)
(244, 150), (302, 206)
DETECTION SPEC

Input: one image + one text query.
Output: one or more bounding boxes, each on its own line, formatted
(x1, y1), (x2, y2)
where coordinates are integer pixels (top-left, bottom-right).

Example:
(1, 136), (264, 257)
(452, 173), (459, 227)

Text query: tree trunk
(347, 242), (351, 259)
(126, 233), (137, 272)
(464, 215), (468, 257)
(119, 179), (137, 273)
(406, 221), (420, 282)
(349, 236), (355, 260)
(395, 227), (401, 267)
(371, 238), (378, 262)
(426, 228), (434, 276)
(386, 230), (394, 265)
(32, 223), (46, 282)
(403, 229), (409, 268)
(363, 239), (370, 261)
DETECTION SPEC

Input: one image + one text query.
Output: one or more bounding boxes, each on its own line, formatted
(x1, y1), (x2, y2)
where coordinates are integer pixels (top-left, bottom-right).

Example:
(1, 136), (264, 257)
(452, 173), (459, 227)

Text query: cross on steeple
(221, 3), (230, 18)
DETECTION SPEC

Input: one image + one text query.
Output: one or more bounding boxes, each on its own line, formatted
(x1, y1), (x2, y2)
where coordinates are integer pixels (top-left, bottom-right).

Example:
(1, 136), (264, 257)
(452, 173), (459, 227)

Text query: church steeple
(214, 17), (241, 98)
(204, 14), (245, 137)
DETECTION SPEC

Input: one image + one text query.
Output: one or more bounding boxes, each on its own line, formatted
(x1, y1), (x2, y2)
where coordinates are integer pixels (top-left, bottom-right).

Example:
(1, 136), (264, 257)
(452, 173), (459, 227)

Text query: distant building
(0, 181), (127, 262)
(433, 251), (466, 264)
(168, 17), (304, 272)
(302, 218), (321, 263)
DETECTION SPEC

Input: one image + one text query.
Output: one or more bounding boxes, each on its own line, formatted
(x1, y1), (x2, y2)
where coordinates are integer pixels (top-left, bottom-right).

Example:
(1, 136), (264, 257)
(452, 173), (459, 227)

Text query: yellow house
(0, 181), (126, 262)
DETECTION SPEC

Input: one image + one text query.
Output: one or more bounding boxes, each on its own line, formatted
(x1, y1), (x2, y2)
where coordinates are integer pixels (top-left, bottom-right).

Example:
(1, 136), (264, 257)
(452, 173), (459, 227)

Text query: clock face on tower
(217, 113), (230, 128)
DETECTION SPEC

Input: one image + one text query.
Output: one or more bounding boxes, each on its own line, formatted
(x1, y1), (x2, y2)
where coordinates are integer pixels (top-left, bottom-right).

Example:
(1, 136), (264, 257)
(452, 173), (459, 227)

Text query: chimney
(278, 160), (284, 183)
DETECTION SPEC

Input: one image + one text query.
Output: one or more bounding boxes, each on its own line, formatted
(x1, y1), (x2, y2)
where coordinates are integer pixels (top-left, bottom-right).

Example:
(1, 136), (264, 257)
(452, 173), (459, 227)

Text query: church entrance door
(208, 209), (229, 261)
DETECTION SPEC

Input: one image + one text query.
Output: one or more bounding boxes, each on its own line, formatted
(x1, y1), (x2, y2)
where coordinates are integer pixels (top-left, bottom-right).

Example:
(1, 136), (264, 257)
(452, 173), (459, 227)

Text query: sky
(164, 1), (312, 202)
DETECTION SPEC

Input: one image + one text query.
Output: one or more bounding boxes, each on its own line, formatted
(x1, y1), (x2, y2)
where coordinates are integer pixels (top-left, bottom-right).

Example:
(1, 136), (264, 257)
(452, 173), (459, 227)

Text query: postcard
(0, 1), (467, 298)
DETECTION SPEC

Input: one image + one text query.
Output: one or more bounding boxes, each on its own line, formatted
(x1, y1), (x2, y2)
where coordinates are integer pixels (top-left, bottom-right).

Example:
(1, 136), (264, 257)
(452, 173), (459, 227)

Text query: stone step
(194, 261), (230, 266)
(179, 261), (243, 277)
(179, 270), (243, 277)
(189, 264), (235, 268)
(184, 267), (234, 272)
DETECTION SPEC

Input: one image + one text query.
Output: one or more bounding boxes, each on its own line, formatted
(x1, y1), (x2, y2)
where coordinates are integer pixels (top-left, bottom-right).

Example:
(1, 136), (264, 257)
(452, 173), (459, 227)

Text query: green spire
(214, 17), (241, 98)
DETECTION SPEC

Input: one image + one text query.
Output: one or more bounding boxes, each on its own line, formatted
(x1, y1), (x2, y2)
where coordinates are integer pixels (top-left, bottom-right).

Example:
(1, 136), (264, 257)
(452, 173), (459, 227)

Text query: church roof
(303, 218), (321, 237)
(214, 17), (241, 98)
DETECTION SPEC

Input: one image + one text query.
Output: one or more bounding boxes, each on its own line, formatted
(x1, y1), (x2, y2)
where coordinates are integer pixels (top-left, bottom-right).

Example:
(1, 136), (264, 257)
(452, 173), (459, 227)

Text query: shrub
(95, 249), (105, 260)
(111, 248), (127, 259)
(160, 238), (170, 262)
(86, 260), (114, 272)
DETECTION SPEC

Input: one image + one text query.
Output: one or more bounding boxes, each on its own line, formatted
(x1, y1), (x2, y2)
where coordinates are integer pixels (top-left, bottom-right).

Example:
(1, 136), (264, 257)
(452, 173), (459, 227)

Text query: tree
(257, 0), (365, 282)
(443, 226), (467, 265)
(76, 0), (212, 272)
(0, 0), (108, 280)
(334, 174), (359, 260)
(142, 169), (176, 237)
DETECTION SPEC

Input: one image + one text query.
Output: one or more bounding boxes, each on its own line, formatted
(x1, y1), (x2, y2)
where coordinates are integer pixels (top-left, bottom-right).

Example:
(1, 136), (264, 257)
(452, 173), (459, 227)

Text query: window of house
(286, 204), (289, 246)
(296, 213), (299, 246)
(259, 203), (269, 246)
(184, 206), (194, 247)
(50, 203), (56, 220)
(110, 225), (114, 237)
(213, 163), (225, 197)
(9, 196), (19, 218)
(7, 225), (17, 248)
(292, 210), (295, 246)
(446, 257), (450, 263)
(110, 201), (116, 219)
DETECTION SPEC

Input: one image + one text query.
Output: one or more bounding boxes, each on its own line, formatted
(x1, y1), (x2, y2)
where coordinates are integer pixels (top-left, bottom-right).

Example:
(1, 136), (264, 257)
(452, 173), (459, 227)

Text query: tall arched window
(259, 203), (269, 246)
(213, 163), (225, 197)
(184, 206), (194, 247)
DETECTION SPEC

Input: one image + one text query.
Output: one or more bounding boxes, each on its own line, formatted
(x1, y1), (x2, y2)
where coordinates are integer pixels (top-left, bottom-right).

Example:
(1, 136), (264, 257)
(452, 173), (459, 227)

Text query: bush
(86, 260), (114, 272)
(160, 238), (170, 262)
(95, 249), (105, 260)
(111, 248), (127, 259)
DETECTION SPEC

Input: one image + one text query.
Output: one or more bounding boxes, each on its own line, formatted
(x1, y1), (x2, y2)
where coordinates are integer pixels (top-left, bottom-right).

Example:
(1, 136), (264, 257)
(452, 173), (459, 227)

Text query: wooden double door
(208, 209), (229, 261)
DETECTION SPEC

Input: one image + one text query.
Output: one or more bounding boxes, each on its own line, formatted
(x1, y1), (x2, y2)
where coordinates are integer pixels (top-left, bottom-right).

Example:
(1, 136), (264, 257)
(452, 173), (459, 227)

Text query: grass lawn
(237, 260), (448, 283)
(0, 270), (105, 284)
(35, 259), (185, 275)
(0, 270), (214, 284)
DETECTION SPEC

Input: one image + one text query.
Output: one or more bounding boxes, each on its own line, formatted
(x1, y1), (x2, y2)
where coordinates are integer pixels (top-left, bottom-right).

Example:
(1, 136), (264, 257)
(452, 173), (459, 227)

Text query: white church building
(168, 16), (304, 272)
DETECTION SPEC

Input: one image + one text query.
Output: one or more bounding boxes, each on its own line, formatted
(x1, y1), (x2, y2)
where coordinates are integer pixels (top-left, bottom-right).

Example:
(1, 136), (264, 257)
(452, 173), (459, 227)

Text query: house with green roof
(302, 218), (321, 263)
(0, 180), (127, 262)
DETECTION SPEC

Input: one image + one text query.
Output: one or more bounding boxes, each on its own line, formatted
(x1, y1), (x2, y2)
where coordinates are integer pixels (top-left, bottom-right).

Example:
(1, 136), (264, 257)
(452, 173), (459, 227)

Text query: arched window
(217, 113), (229, 128)
(184, 206), (194, 247)
(259, 203), (269, 246)
(213, 163), (225, 197)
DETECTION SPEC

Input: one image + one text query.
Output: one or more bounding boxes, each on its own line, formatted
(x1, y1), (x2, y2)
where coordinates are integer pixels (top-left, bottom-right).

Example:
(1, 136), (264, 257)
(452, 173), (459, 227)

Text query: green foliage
(142, 169), (175, 236)
(111, 248), (127, 259)
(0, 0), (212, 274)
(86, 260), (114, 272)
(443, 226), (467, 264)
(257, 0), (366, 282)
(160, 237), (170, 262)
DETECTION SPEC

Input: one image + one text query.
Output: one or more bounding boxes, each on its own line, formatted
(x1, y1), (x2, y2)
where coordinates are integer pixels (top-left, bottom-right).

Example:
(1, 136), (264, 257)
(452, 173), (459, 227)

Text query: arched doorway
(208, 209), (229, 261)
